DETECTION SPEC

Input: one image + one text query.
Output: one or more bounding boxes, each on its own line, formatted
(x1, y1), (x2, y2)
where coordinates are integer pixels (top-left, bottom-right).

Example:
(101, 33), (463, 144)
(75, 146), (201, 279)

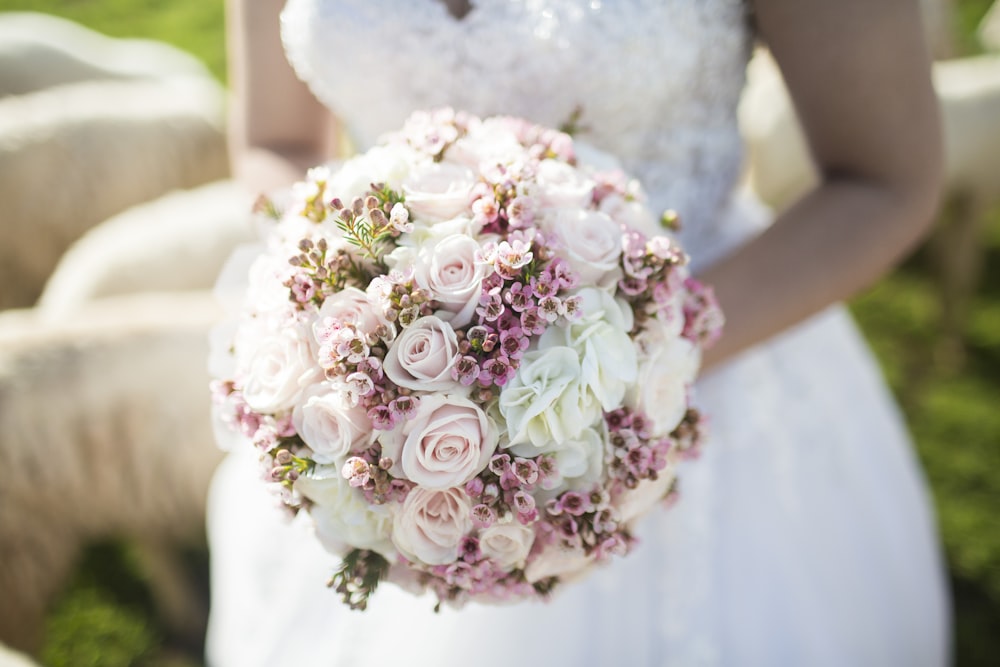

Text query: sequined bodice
(282, 0), (753, 260)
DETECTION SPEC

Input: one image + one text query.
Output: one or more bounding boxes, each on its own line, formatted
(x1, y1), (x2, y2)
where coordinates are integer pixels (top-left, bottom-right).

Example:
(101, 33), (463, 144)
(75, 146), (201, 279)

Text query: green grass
(0, 0), (226, 81)
(3, 1), (999, 665)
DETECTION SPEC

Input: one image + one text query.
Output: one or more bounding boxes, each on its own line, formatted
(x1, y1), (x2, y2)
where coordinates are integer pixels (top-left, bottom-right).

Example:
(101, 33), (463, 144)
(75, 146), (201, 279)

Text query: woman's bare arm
(700, 0), (942, 369)
(227, 0), (338, 192)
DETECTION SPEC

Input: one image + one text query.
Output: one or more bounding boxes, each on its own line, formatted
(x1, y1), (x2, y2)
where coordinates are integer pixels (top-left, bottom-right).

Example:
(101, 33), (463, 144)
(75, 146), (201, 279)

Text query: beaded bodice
(282, 0), (754, 260)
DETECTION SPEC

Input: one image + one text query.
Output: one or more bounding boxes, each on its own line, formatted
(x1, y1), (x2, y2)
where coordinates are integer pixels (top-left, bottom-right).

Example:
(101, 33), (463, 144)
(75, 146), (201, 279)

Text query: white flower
(392, 486), (472, 565)
(533, 158), (595, 209)
(243, 253), (296, 316)
(539, 288), (638, 412)
(292, 383), (374, 464)
(542, 208), (623, 288)
(523, 542), (594, 584)
(627, 322), (701, 435)
(327, 144), (415, 201)
(479, 523), (535, 571)
(238, 321), (322, 414)
(383, 315), (463, 391)
(296, 466), (394, 558)
(614, 470), (678, 525)
(401, 162), (477, 223)
(499, 347), (601, 454)
(546, 426), (606, 491)
(380, 393), (498, 489)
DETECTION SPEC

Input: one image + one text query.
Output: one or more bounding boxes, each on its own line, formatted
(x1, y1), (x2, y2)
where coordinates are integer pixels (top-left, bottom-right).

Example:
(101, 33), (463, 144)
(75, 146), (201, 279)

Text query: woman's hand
(700, 0), (942, 370)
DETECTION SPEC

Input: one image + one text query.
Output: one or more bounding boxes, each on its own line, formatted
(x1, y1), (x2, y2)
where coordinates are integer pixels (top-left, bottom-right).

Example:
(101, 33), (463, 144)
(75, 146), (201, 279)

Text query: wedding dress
(206, 1), (951, 665)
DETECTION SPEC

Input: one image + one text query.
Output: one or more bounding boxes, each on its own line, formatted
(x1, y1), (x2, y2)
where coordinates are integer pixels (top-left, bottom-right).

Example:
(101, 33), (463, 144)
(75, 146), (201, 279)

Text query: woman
(207, 1), (950, 664)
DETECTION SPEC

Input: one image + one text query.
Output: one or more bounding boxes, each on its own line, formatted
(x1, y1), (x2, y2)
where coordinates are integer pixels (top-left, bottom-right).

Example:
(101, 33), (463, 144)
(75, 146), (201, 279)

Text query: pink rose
(381, 394), (498, 489)
(414, 234), (489, 327)
(313, 287), (385, 342)
(544, 209), (623, 286)
(239, 322), (322, 414)
(292, 384), (374, 464)
(392, 486), (472, 565)
(384, 316), (462, 391)
(533, 158), (595, 209)
(479, 523), (535, 571)
(402, 162), (477, 222)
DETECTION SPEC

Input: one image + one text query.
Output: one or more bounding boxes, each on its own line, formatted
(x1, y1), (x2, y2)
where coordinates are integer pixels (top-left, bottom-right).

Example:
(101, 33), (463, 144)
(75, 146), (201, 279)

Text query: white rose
(499, 347), (601, 454)
(523, 542), (595, 584)
(383, 315), (463, 391)
(446, 118), (525, 169)
(392, 486), (472, 565)
(380, 393), (498, 489)
(327, 144), (415, 201)
(599, 194), (660, 238)
(402, 162), (477, 223)
(243, 252), (295, 315)
(412, 233), (490, 327)
(292, 384), (375, 464)
(539, 288), (637, 411)
(239, 321), (322, 414)
(479, 523), (535, 571)
(296, 466), (394, 558)
(533, 158), (595, 209)
(627, 326), (701, 435)
(542, 208), (623, 287)
(614, 469), (678, 525)
(313, 287), (386, 341)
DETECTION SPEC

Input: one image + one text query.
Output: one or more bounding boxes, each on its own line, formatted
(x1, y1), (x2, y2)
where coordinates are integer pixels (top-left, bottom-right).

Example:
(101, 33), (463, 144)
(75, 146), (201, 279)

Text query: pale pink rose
(402, 162), (477, 222)
(240, 322), (322, 414)
(599, 193), (660, 238)
(414, 234), (490, 327)
(479, 523), (535, 570)
(392, 486), (472, 565)
(292, 384), (374, 464)
(326, 144), (415, 201)
(445, 118), (525, 169)
(381, 393), (498, 489)
(544, 208), (623, 286)
(313, 287), (385, 342)
(523, 542), (595, 584)
(614, 469), (678, 524)
(383, 315), (462, 391)
(534, 158), (595, 209)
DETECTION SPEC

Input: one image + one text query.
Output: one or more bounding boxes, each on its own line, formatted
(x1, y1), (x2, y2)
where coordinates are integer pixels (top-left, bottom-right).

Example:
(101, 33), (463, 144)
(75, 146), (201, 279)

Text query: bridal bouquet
(211, 108), (722, 611)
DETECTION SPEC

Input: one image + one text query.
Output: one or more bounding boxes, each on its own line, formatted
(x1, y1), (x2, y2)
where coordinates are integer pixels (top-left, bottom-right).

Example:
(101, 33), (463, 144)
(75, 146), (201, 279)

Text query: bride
(207, 0), (951, 664)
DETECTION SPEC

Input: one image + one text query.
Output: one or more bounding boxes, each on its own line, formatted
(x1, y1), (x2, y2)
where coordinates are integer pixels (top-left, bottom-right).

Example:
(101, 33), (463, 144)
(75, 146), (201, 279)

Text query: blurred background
(0, 1), (997, 665)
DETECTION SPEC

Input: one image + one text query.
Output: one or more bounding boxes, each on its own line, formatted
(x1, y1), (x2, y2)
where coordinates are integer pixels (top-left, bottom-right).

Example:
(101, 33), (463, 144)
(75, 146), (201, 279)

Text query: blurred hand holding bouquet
(211, 109), (723, 610)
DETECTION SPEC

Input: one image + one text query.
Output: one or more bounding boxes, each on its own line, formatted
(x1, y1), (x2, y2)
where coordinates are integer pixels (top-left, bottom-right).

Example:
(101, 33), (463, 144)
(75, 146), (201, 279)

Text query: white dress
(206, 1), (951, 665)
